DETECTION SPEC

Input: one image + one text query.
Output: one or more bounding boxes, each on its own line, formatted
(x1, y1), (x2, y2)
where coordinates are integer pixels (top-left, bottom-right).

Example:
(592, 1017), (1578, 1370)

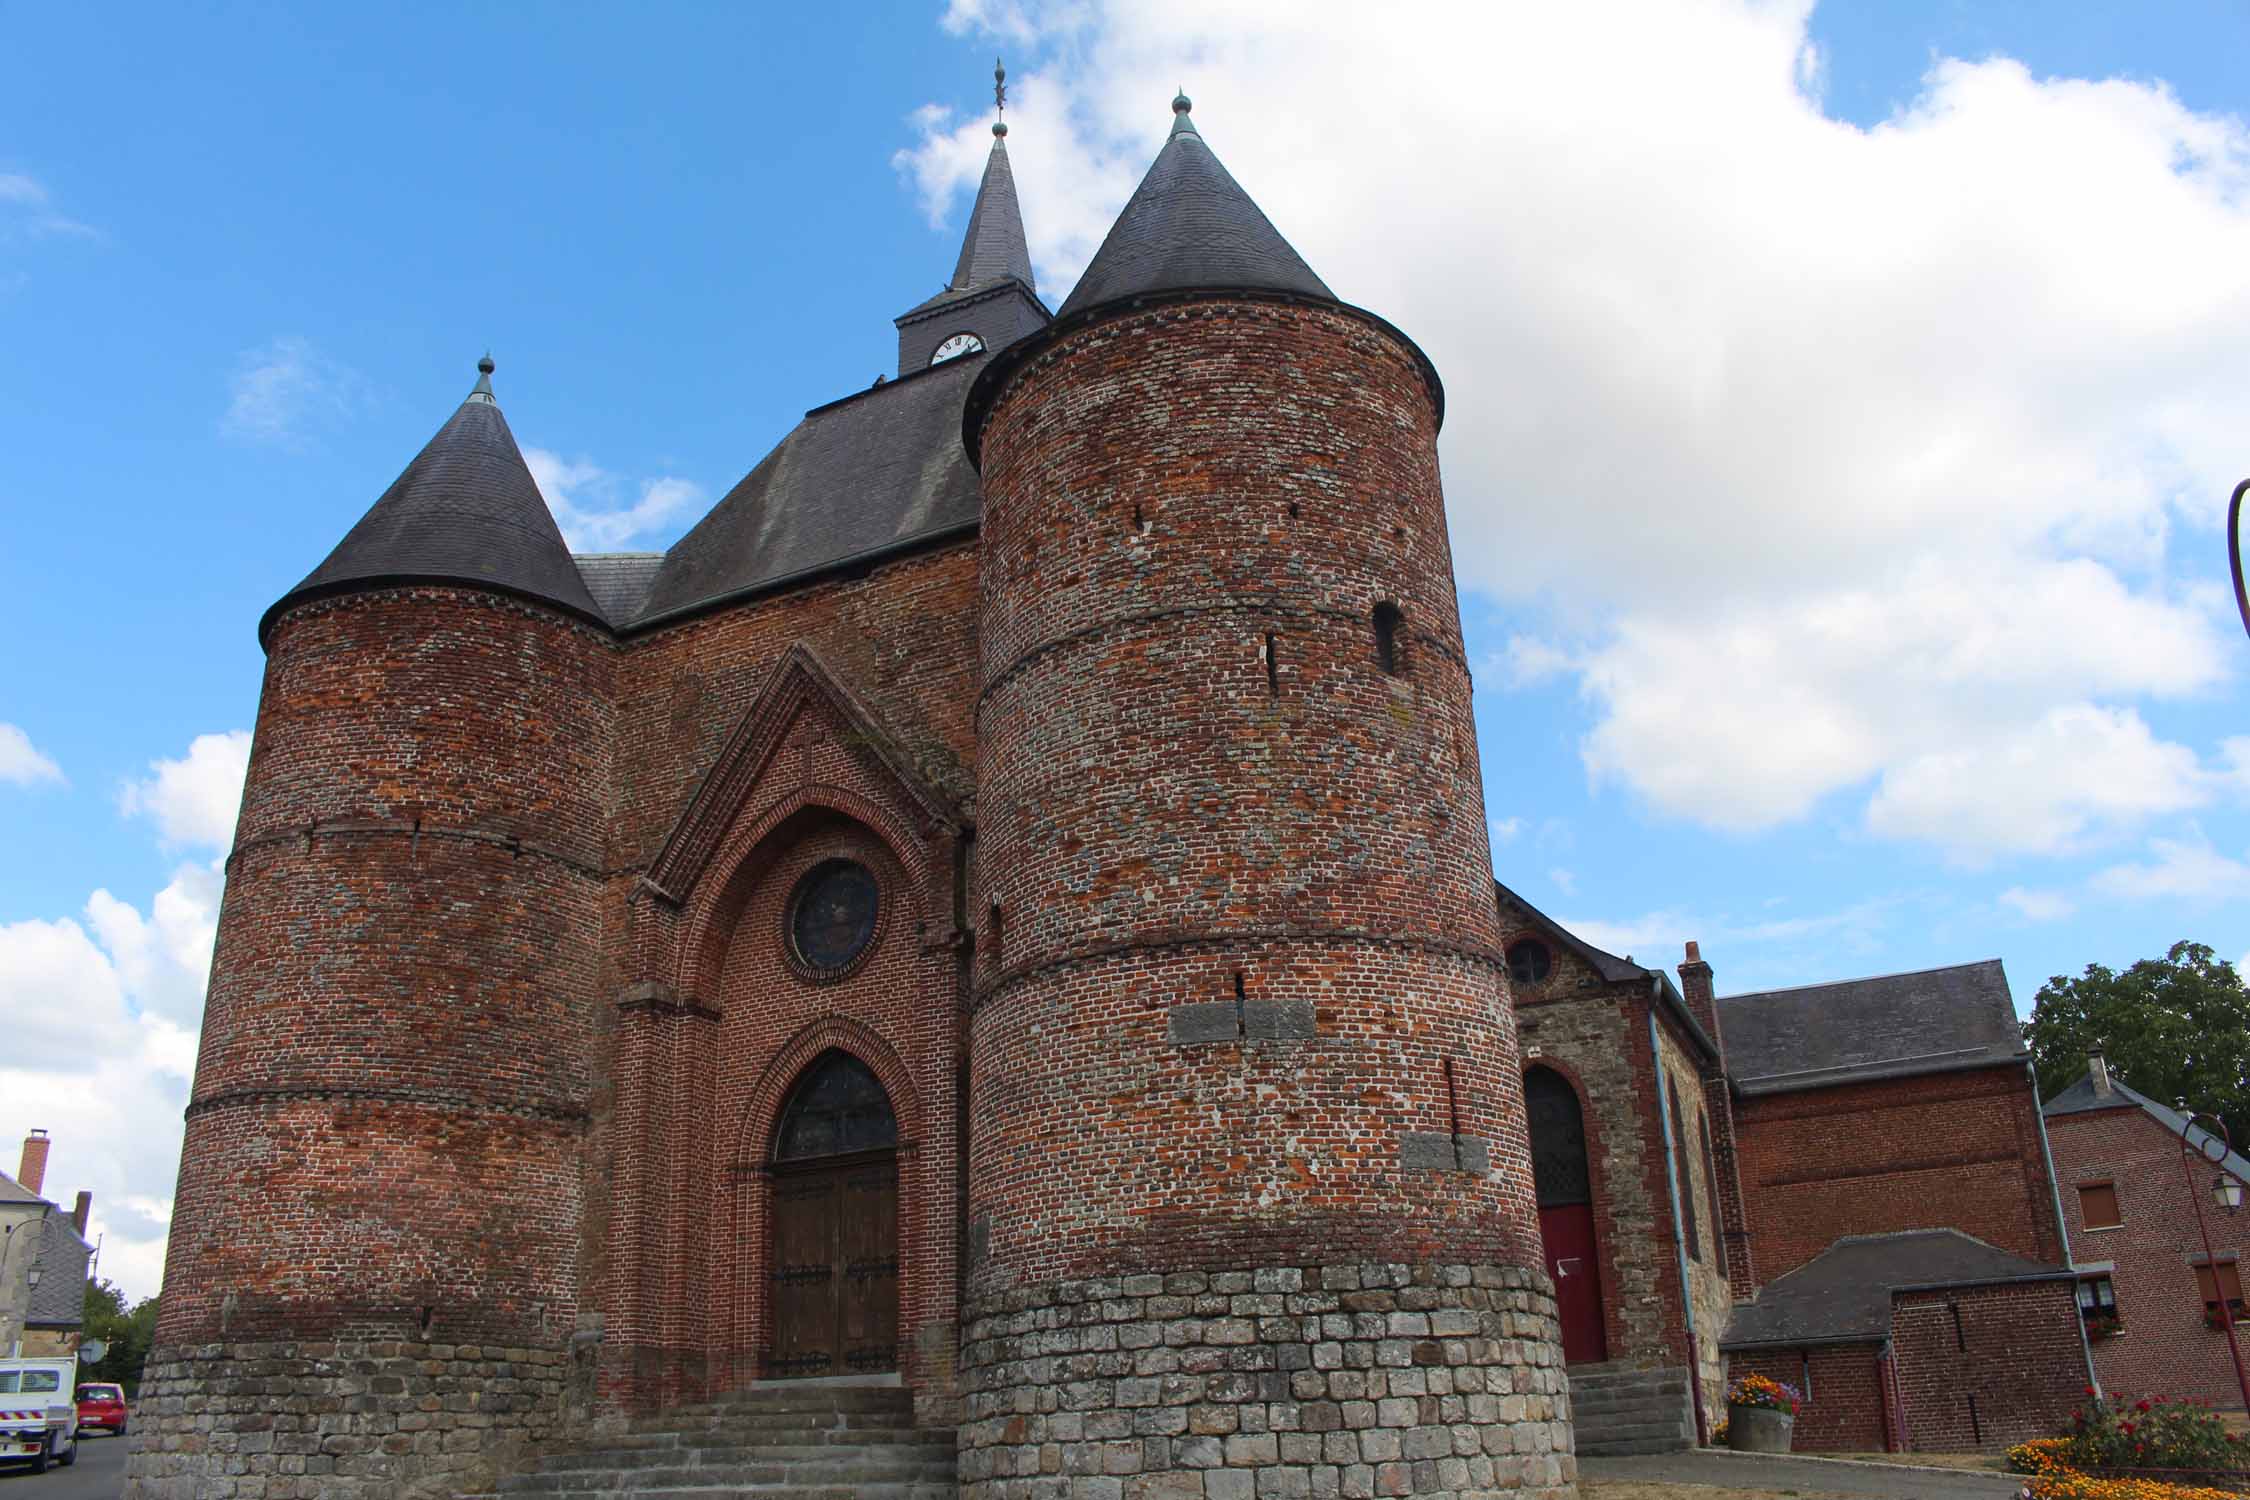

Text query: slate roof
(950, 135), (1034, 295)
(262, 364), (602, 644)
(1718, 960), (2027, 1097)
(2044, 1070), (2250, 1184)
(574, 552), (664, 627)
(1057, 100), (1333, 320)
(1722, 1229), (2073, 1349)
(23, 1213), (89, 1329)
(629, 355), (986, 629)
(0, 1169), (38, 1206)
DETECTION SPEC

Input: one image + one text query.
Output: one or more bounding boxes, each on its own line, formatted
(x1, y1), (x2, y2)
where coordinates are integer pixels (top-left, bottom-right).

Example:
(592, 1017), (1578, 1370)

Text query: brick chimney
(71, 1191), (91, 1237)
(2090, 1049), (2112, 1098)
(1677, 940), (1724, 1058)
(16, 1129), (48, 1197)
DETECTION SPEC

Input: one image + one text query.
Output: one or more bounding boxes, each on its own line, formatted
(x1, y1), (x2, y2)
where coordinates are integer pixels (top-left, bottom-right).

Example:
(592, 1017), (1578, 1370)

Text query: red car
(74, 1384), (126, 1437)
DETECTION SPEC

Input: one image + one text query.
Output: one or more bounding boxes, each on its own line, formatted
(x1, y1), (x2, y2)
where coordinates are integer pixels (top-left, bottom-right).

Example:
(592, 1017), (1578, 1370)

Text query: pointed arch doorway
(1525, 1065), (1608, 1364)
(766, 1051), (900, 1378)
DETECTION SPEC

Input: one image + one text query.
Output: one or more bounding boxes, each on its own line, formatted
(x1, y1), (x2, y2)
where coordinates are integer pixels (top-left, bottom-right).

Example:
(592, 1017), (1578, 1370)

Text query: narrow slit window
(1373, 602), (1405, 675)
(988, 902), (1004, 967)
(1264, 633), (1280, 697)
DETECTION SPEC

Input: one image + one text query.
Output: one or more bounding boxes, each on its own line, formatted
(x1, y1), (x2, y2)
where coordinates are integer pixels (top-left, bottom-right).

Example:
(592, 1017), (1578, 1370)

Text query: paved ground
(1583, 1450), (2022, 1499)
(0, 1429), (126, 1497)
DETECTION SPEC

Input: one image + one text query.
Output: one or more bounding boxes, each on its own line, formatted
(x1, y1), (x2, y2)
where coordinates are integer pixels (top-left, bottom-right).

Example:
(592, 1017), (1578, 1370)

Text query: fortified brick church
(125, 85), (2096, 1500)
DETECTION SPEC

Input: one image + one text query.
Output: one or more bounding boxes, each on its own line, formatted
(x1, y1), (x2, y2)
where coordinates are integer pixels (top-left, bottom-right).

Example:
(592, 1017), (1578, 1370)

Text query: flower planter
(1726, 1403), (1795, 1454)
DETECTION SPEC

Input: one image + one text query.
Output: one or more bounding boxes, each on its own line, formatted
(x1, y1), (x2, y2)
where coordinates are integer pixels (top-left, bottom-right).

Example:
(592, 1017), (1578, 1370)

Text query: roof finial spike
(993, 57), (1008, 138)
(1169, 87), (1197, 137)
(469, 351), (498, 405)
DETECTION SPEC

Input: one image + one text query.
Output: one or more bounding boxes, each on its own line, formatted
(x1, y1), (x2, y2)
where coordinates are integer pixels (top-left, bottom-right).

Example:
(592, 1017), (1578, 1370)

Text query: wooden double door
(768, 1149), (899, 1378)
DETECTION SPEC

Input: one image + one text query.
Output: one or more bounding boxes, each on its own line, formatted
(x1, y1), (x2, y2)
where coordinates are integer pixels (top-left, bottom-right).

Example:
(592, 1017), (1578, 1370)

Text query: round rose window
(788, 860), (880, 973)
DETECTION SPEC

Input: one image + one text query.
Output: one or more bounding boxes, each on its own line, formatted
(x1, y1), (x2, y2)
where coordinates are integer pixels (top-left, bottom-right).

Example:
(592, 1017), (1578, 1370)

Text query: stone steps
(470, 1386), (959, 1499)
(1565, 1363), (1696, 1457)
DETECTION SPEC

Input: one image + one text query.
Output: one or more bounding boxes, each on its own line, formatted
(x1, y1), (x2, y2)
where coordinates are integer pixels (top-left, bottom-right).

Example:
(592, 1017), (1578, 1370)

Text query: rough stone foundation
(958, 1263), (1577, 1500)
(122, 1339), (570, 1499)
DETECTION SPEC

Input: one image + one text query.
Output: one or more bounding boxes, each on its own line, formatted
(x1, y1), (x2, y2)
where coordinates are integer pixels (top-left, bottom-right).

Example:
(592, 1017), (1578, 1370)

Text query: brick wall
(1726, 1345), (1886, 1453)
(2047, 1100), (2250, 1407)
(1891, 1280), (2083, 1451)
(128, 589), (613, 1498)
(1735, 1065), (2065, 1282)
(964, 293), (1565, 1500)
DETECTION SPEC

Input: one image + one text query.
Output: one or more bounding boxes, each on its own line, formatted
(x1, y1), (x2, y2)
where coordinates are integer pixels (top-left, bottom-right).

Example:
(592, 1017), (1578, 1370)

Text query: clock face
(930, 332), (985, 365)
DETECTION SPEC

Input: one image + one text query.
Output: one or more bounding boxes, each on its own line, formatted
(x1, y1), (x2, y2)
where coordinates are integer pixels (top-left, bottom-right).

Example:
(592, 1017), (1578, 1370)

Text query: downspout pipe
(1651, 992), (1710, 1446)
(2028, 1058), (2102, 1398)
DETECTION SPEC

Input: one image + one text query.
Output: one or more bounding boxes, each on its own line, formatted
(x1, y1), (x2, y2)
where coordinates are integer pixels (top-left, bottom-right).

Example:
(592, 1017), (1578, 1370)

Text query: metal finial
(1173, 87), (1190, 114)
(993, 58), (1009, 137)
(1169, 88), (1197, 137)
(469, 351), (498, 405)
(477, 351), (495, 375)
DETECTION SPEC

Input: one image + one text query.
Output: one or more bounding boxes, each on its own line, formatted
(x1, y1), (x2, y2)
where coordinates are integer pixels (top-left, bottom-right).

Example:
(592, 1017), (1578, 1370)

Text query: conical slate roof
(950, 134), (1035, 293)
(1056, 95), (1332, 319)
(261, 359), (603, 643)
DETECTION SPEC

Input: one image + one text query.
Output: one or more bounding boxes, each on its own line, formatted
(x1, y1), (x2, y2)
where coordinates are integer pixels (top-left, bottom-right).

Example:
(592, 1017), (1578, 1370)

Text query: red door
(1526, 1066), (1608, 1364)
(1539, 1201), (1608, 1364)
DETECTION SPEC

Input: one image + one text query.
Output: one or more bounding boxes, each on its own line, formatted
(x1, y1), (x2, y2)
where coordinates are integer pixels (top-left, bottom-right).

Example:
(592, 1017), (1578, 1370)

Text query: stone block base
(959, 1262), (1576, 1500)
(121, 1338), (570, 1499)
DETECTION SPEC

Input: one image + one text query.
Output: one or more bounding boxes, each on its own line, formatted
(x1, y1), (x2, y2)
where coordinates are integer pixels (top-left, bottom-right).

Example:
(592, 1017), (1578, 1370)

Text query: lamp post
(2182, 1111), (2250, 1413)
(2229, 479), (2250, 643)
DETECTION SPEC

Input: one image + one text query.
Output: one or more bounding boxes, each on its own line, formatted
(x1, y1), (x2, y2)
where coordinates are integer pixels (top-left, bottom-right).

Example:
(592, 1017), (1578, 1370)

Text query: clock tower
(895, 61), (1050, 374)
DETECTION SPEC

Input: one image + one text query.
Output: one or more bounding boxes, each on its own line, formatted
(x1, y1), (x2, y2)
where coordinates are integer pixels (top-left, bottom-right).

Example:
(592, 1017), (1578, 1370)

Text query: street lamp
(2229, 479), (2250, 643)
(2182, 1111), (2250, 1414)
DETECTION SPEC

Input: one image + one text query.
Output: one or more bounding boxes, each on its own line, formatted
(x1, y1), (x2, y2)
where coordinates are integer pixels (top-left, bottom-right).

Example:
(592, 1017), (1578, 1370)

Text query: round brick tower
(125, 361), (612, 1500)
(958, 99), (1575, 1500)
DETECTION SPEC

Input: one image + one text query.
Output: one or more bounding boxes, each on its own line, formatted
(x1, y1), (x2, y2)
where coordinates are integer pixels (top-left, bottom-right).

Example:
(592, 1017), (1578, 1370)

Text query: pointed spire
(949, 122), (1036, 294)
(259, 355), (602, 644)
(1057, 92), (1332, 321)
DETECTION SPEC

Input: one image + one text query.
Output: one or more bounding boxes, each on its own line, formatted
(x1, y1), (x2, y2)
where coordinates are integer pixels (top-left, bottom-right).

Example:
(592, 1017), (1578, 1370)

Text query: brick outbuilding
(2044, 1056), (2250, 1409)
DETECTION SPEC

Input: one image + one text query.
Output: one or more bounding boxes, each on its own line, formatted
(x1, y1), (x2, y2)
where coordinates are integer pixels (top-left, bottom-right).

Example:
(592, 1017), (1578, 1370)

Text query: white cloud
(1560, 895), (1905, 983)
(119, 729), (251, 850)
(2090, 832), (2250, 904)
(0, 723), (63, 787)
(2000, 886), (2076, 923)
(221, 337), (363, 447)
(524, 448), (706, 552)
(0, 171), (96, 240)
(1549, 868), (1577, 896)
(0, 729), (242, 1302)
(909, 1), (2250, 866)
(1866, 704), (2209, 864)
(1488, 816), (1523, 846)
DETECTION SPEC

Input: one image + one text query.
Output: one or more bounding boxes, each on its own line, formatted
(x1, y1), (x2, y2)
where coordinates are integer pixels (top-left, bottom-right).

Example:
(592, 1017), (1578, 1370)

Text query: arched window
(1698, 1109), (1728, 1277)
(1667, 1077), (1701, 1262)
(774, 1051), (897, 1162)
(1373, 602), (1405, 675)
(1524, 1067), (1590, 1209)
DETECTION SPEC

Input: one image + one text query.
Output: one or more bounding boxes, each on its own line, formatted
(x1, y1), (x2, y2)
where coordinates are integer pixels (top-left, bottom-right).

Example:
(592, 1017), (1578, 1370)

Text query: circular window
(1506, 939), (1553, 986)
(788, 860), (880, 975)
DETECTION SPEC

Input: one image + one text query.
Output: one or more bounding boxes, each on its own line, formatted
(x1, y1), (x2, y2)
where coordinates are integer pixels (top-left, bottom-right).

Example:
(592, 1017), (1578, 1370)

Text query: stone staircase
(1566, 1363), (1698, 1457)
(476, 1384), (958, 1498)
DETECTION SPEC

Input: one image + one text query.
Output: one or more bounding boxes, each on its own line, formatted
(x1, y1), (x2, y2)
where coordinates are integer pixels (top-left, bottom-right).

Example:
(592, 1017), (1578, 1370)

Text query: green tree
(2024, 940), (2250, 1150)
(79, 1277), (158, 1394)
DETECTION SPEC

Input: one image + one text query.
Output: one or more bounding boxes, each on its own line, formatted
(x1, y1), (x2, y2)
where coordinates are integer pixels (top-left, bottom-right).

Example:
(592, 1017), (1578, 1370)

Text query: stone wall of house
(1650, 1016), (1731, 1428)
(2047, 1099), (2250, 1406)
(1509, 987), (1670, 1370)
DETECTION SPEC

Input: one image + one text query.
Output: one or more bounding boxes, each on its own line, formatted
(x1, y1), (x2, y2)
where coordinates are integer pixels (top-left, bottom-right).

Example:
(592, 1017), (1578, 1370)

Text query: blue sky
(3, 1), (2246, 1299)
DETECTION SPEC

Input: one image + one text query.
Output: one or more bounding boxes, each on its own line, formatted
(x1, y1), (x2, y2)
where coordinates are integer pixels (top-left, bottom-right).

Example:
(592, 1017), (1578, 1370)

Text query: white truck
(0, 1354), (78, 1472)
